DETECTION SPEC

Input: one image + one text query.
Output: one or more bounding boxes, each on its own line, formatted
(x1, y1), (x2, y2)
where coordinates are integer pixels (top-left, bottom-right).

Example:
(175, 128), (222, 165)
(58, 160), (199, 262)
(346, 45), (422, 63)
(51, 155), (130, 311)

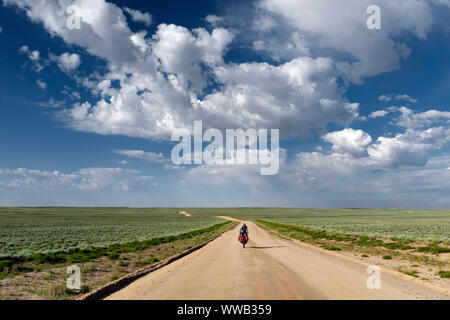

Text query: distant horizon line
(0, 206), (448, 211)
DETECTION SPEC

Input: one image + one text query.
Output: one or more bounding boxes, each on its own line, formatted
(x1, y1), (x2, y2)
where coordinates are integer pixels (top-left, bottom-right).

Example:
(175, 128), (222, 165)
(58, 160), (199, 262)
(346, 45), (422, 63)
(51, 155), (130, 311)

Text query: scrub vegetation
(0, 207), (236, 299)
(1, 207), (449, 299)
(0, 207), (223, 258)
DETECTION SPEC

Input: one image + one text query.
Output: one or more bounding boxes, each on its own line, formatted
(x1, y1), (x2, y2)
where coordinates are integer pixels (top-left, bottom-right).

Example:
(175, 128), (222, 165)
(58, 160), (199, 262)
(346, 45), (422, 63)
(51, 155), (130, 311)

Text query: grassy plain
(0, 207), (223, 258)
(0, 207), (449, 299)
(0, 212), (235, 299)
(186, 208), (450, 243)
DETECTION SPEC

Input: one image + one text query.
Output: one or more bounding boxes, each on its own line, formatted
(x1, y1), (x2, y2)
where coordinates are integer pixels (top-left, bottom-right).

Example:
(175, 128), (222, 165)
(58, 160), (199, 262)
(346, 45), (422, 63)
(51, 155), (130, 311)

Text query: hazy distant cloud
(379, 94), (392, 102)
(124, 7), (152, 26)
(18, 45), (44, 72)
(395, 94), (418, 104)
(433, 0), (450, 7)
(35, 98), (65, 109)
(252, 15), (277, 32)
(285, 152), (450, 209)
(252, 40), (266, 50)
(205, 15), (224, 26)
(179, 150), (450, 209)
(114, 149), (168, 164)
(0, 167), (155, 192)
(61, 85), (81, 100)
(379, 94), (418, 104)
(369, 110), (389, 119)
(36, 79), (47, 90)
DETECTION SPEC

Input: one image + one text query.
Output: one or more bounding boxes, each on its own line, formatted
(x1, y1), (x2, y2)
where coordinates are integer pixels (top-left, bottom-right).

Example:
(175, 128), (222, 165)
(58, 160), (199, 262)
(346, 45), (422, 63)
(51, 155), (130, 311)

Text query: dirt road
(106, 220), (449, 300)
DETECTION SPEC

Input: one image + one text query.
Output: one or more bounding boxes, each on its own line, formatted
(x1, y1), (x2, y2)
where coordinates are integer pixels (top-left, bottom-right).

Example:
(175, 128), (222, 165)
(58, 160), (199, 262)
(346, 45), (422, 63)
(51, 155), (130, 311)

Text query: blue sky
(1, 0), (450, 208)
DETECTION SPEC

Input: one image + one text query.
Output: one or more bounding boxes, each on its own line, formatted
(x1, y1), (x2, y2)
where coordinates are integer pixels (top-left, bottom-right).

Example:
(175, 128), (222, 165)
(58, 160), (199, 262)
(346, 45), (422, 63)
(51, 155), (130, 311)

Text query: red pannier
(238, 235), (248, 243)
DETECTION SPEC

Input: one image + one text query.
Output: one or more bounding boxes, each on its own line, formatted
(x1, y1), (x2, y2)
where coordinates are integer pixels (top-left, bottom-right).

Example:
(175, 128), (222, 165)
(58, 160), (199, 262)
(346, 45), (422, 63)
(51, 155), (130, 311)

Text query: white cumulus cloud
(323, 128), (372, 158)
(259, 0), (434, 82)
(395, 106), (450, 129)
(50, 52), (81, 73)
(6, 0), (361, 141)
